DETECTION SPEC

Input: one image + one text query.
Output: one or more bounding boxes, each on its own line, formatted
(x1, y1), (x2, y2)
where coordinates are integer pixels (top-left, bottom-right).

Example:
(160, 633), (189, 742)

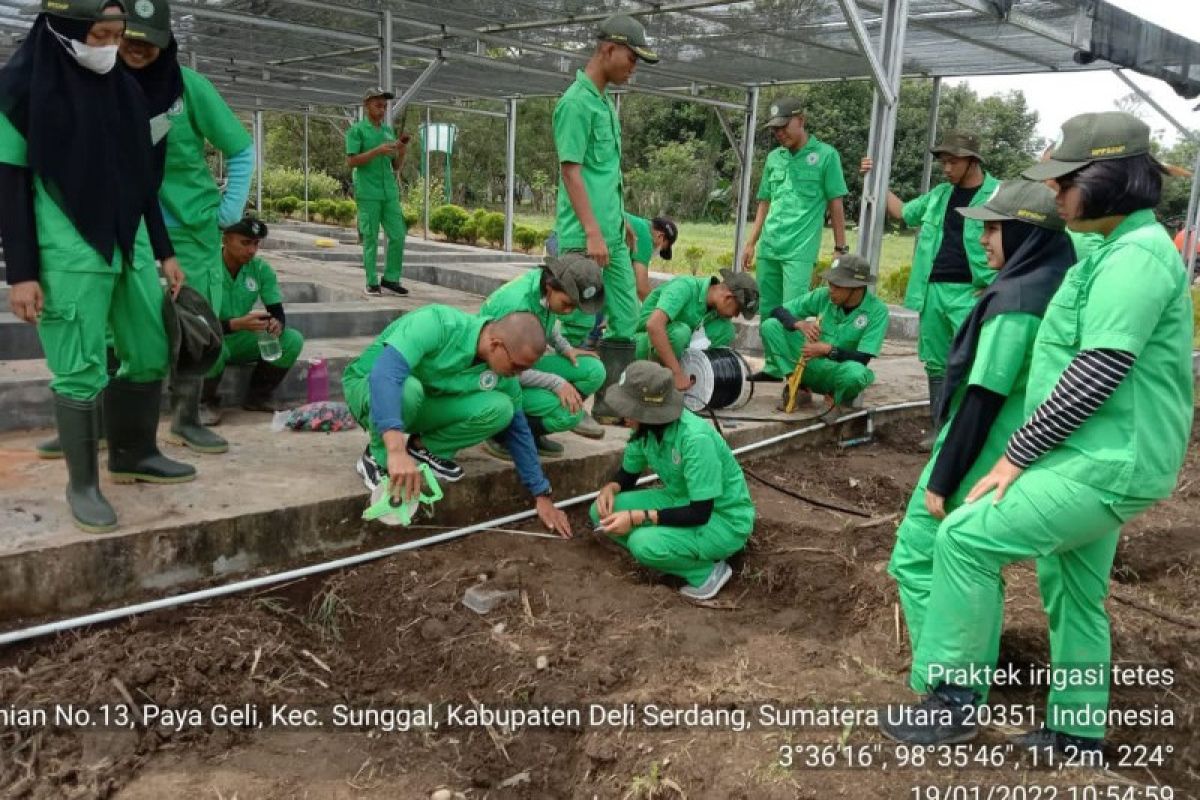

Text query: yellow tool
(782, 315), (820, 413)
(314, 237), (337, 248)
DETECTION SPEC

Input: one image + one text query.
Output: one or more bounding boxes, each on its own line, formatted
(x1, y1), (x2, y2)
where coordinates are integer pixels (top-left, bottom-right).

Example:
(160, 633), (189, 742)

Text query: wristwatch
(833, 245), (850, 255)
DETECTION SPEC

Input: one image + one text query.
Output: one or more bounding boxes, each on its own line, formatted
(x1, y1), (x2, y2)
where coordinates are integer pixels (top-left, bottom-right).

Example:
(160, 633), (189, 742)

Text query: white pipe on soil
(0, 400), (928, 647)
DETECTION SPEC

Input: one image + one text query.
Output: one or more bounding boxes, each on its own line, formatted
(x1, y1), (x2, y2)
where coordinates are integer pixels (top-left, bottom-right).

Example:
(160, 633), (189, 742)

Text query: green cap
(957, 179), (1064, 231)
(763, 97), (804, 129)
(604, 361), (684, 425)
(363, 86), (395, 102)
(544, 253), (605, 315)
(123, 0), (170, 48)
(931, 130), (983, 160)
(1023, 111), (1158, 181)
(33, 0), (125, 21)
(825, 254), (877, 288)
(163, 285), (222, 378)
(719, 267), (760, 319)
(597, 14), (659, 64)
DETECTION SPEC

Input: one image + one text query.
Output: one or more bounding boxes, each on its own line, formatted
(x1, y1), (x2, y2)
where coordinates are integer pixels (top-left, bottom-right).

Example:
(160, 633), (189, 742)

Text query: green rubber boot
(54, 394), (117, 533)
(167, 374), (229, 453)
(590, 339), (636, 425)
(106, 379), (198, 484)
(918, 377), (945, 453)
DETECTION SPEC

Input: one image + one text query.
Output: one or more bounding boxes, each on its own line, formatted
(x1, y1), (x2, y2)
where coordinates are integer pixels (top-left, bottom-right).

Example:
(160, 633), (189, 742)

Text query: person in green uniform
(590, 361), (755, 601)
(883, 113), (1194, 754)
(200, 217), (304, 422)
(118, 0), (255, 456)
(885, 181), (1074, 688)
(554, 14), (658, 424)
(478, 254), (607, 455)
(753, 254), (889, 422)
(1039, 143), (1103, 261)
(741, 97), (849, 319)
(346, 86), (410, 298)
(1, 0), (194, 533)
(627, 213), (677, 301)
(342, 307), (572, 536)
(635, 270), (759, 391)
(862, 131), (1000, 451)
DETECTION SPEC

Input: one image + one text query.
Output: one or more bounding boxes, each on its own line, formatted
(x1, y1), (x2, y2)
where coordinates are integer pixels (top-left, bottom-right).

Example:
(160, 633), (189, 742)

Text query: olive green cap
(957, 179), (1064, 231)
(544, 253), (605, 315)
(719, 267), (760, 319)
(825, 254), (877, 288)
(763, 97), (804, 129)
(931, 130), (983, 160)
(163, 285), (223, 378)
(1023, 111), (1160, 181)
(363, 86), (395, 102)
(597, 14), (659, 64)
(32, 0), (126, 21)
(123, 0), (170, 48)
(604, 361), (684, 425)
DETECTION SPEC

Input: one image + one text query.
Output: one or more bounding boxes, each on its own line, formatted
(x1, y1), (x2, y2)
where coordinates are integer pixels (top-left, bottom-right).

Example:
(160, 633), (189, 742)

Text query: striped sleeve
(1005, 349), (1135, 468)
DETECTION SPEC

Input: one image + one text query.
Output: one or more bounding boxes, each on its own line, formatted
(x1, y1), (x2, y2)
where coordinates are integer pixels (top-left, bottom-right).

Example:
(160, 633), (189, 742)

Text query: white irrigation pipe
(0, 399), (928, 647)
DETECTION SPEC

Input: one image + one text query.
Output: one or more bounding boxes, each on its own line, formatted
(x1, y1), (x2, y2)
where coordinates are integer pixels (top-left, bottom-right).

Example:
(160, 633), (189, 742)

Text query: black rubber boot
(167, 373), (229, 453)
(241, 361), (290, 412)
(200, 375), (224, 426)
(54, 394), (117, 533)
(106, 379), (197, 484)
(590, 339), (636, 425)
(918, 376), (945, 453)
(880, 683), (979, 745)
(37, 400), (106, 459)
(528, 414), (564, 457)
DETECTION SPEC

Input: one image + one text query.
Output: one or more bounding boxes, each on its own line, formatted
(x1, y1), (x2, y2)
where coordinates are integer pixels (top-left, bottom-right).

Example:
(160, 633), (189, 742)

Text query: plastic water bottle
(257, 331), (282, 362)
(306, 358), (329, 403)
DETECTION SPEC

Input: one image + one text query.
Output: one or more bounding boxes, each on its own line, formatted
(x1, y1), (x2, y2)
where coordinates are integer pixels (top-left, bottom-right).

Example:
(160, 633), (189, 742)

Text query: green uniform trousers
(758, 317), (875, 405)
(588, 488), (751, 587)
(918, 282), (978, 379)
(169, 225), (223, 318)
(756, 254), (814, 319)
(600, 240), (638, 341)
(357, 196), (406, 287)
(558, 308), (600, 349)
(345, 374), (513, 467)
(38, 265), (169, 400)
(520, 353), (606, 433)
(912, 467), (1153, 738)
(633, 319), (735, 362)
(205, 327), (305, 377)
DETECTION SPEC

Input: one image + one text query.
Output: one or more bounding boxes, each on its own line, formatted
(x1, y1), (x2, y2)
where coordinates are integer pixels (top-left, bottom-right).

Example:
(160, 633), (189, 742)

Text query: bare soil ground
(1, 419), (1196, 799)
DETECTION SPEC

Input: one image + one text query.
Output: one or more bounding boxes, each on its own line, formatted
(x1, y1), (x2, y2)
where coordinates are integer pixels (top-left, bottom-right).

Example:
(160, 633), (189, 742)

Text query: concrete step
(0, 394), (926, 626)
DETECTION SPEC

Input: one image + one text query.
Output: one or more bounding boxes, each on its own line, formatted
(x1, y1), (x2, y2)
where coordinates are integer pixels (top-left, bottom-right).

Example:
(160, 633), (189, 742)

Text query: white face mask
(47, 22), (120, 75)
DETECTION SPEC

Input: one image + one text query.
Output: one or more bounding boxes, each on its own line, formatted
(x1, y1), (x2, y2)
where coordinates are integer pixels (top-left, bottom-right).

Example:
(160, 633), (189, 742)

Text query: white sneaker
(680, 561), (733, 601)
(356, 447), (383, 492)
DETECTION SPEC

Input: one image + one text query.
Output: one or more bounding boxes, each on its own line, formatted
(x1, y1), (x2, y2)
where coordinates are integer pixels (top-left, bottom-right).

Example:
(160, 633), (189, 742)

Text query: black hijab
(0, 11), (156, 265)
(123, 34), (183, 185)
(937, 220), (1076, 421)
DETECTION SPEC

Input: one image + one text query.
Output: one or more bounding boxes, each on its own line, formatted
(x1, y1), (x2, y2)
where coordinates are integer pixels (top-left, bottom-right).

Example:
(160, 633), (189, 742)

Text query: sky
(959, 0), (1199, 148)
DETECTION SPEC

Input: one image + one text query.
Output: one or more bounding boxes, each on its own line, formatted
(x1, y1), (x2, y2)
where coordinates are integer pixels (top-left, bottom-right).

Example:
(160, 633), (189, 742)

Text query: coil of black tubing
(686, 347), (754, 411)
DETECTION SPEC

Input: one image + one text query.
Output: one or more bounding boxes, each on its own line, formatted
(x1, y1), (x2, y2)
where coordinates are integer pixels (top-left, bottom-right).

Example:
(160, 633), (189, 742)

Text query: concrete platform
(0, 349), (928, 627)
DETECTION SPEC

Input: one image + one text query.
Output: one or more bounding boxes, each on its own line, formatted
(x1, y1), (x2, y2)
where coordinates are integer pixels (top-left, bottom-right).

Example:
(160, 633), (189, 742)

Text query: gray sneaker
(680, 561), (733, 601)
(572, 413), (606, 440)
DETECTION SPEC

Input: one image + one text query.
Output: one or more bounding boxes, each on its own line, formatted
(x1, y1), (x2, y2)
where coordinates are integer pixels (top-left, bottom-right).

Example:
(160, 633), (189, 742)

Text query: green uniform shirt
(218, 255), (283, 321)
(553, 70), (624, 248)
(782, 287), (890, 355)
(1025, 209), (1194, 500)
(638, 276), (719, 335)
(0, 112), (151, 273)
(755, 137), (848, 264)
(479, 268), (560, 339)
(944, 313), (1040, 435)
(900, 174), (1001, 311)
(1067, 229), (1103, 261)
(622, 410), (754, 528)
(345, 118), (400, 201)
(626, 213), (654, 265)
(343, 305), (520, 403)
(161, 68), (253, 233)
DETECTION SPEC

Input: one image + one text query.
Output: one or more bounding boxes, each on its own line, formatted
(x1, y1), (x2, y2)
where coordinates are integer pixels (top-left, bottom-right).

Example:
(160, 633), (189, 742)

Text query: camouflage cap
(931, 130), (983, 160)
(544, 253), (606, 315)
(719, 268), (760, 319)
(1023, 111), (1161, 181)
(604, 361), (684, 425)
(957, 179), (1065, 231)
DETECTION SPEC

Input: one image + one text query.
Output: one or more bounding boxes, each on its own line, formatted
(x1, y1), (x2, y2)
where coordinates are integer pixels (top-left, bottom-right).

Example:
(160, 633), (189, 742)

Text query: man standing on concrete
(741, 97), (849, 319)
(201, 218), (305, 423)
(554, 14), (659, 423)
(861, 130), (1000, 449)
(346, 87), (410, 298)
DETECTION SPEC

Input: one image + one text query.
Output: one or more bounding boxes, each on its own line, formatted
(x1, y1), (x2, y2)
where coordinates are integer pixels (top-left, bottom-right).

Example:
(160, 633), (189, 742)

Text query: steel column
(423, 107), (432, 240)
(731, 86), (759, 270)
(920, 76), (942, 194)
(253, 109), (264, 212)
(1185, 145), (1200, 286)
(303, 109), (310, 222)
(504, 98), (518, 252)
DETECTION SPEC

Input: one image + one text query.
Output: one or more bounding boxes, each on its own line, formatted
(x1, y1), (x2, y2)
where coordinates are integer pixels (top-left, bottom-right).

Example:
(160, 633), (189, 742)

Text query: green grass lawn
(513, 212), (916, 300)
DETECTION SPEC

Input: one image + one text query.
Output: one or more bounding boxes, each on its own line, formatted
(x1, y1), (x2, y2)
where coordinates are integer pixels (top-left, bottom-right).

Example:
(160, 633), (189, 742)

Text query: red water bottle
(306, 358), (329, 403)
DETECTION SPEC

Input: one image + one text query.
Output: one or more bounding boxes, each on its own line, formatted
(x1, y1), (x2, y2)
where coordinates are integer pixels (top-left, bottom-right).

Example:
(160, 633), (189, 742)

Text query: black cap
(652, 217), (677, 261)
(223, 216), (269, 239)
